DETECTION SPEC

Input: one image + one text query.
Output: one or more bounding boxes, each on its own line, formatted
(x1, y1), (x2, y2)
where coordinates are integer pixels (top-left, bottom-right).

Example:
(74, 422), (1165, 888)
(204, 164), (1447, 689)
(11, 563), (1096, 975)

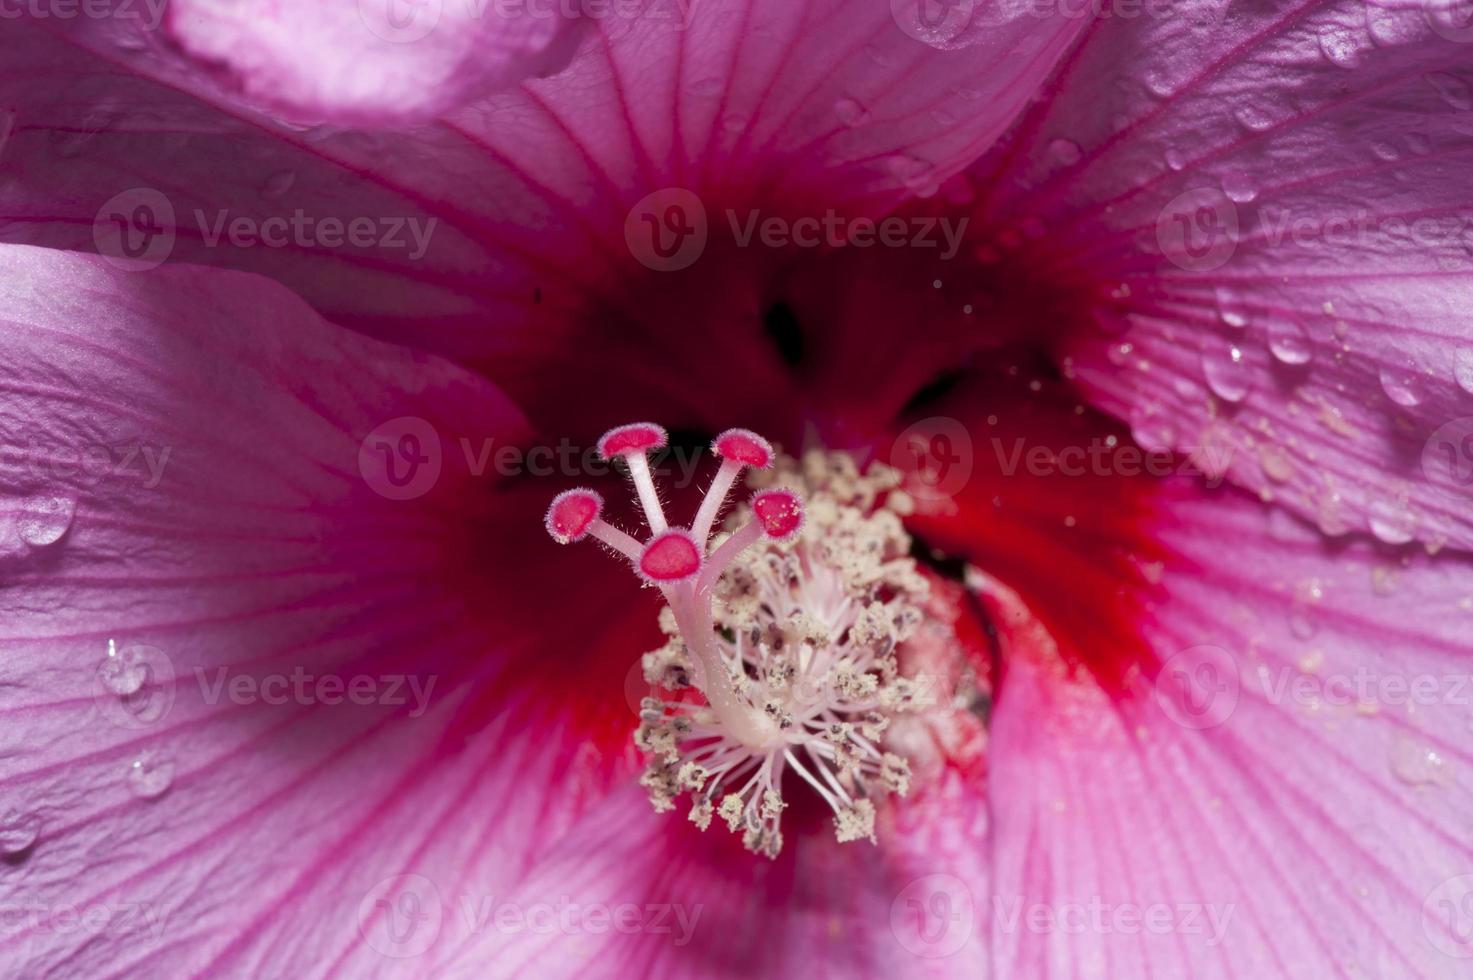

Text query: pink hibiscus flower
(3, 0), (1473, 976)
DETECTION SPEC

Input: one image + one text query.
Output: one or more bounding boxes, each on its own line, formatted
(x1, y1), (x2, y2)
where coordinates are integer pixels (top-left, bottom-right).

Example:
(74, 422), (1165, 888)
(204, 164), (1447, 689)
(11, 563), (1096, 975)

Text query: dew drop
(1233, 103), (1275, 132)
(127, 755), (175, 800)
(1221, 171), (1258, 203)
(98, 639), (148, 696)
(1202, 344), (1250, 402)
(1129, 405), (1176, 453)
(1317, 25), (1361, 68)
(1316, 492), (1351, 537)
(262, 170), (297, 199)
(1378, 365), (1423, 407)
(1368, 499), (1416, 545)
(1048, 138), (1082, 166)
(1370, 140), (1399, 162)
(886, 155), (938, 197)
(1215, 286), (1249, 328)
(1164, 147), (1187, 171)
(1425, 72), (1473, 112)
(0, 809), (40, 856)
(1453, 349), (1473, 394)
(834, 98), (870, 127)
(1267, 318), (1313, 365)
(687, 76), (724, 98)
(1389, 737), (1448, 787)
(1146, 69), (1178, 98)
(18, 495), (75, 548)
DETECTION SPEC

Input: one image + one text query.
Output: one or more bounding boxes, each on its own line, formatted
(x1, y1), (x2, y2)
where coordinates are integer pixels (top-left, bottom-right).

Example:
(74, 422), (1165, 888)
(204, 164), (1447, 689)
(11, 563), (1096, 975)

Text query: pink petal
(17, 2), (585, 125)
(435, 775), (992, 977)
(966, 8), (1473, 553)
(0, 246), (640, 974)
(981, 484), (1473, 977)
(0, 3), (1087, 432)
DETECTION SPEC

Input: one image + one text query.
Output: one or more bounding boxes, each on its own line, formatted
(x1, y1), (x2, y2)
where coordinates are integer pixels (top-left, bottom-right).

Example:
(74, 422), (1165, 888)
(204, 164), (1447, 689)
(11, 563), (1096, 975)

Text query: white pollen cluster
(635, 451), (929, 857)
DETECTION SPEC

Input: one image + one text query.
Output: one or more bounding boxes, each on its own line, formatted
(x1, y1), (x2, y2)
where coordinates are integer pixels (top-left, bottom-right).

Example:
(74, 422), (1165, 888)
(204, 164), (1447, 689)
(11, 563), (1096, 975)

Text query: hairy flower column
(546, 424), (797, 749)
(546, 427), (924, 857)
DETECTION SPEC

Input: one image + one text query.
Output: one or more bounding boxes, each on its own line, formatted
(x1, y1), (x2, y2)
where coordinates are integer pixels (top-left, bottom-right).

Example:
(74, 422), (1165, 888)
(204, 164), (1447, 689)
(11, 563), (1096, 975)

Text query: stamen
(598, 422), (669, 533)
(691, 429), (773, 547)
(545, 433), (927, 858)
(638, 530), (703, 583)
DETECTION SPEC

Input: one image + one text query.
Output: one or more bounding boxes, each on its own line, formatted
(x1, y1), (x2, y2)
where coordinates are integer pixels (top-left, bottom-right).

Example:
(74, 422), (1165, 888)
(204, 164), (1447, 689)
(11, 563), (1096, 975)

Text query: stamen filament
(587, 520), (644, 562)
(691, 457), (743, 548)
(624, 453), (667, 533)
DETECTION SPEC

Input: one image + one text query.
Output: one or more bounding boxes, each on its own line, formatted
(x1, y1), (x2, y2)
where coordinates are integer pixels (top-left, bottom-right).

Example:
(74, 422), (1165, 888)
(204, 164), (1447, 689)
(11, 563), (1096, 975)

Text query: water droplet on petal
(886, 155), (938, 197)
(1048, 138), (1082, 166)
(687, 76), (724, 98)
(1202, 344), (1250, 402)
(1453, 349), (1473, 394)
(1142, 69), (1174, 98)
(127, 755), (175, 800)
(1129, 405), (1176, 453)
(1389, 737), (1448, 786)
(834, 98), (870, 127)
(1378, 365), (1423, 407)
(1318, 25), (1362, 67)
(1368, 499), (1417, 544)
(1288, 578), (1323, 638)
(1221, 171), (1258, 203)
(262, 170), (296, 199)
(18, 495), (75, 548)
(1425, 72), (1473, 112)
(1267, 318), (1313, 365)
(1370, 140), (1399, 162)
(1316, 491), (1351, 537)
(1234, 103), (1275, 132)
(1214, 285), (1249, 328)
(1164, 147), (1187, 171)
(98, 639), (149, 696)
(0, 810), (40, 856)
